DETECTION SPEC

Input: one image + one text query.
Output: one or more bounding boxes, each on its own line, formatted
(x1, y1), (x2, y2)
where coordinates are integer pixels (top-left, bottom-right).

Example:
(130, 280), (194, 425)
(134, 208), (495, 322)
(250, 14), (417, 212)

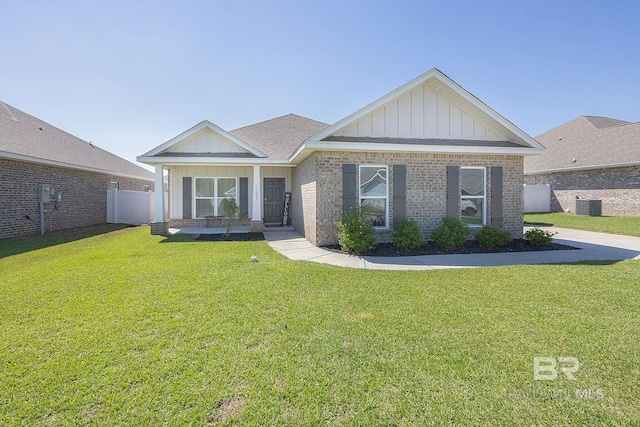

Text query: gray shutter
(342, 164), (357, 212)
(239, 177), (249, 217)
(182, 177), (192, 219)
(393, 165), (406, 221)
(446, 166), (459, 217)
(491, 166), (503, 227)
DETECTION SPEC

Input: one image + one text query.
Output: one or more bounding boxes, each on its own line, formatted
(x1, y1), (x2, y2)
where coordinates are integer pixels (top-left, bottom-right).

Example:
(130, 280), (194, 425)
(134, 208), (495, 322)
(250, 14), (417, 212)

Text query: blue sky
(2, 1), (639, 169)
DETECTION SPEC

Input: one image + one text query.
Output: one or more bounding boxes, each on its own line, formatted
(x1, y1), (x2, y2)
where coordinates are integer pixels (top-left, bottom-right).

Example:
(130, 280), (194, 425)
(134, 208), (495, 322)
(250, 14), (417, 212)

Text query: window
(109, 181), (119, 190)
(194, 177), (237, 218)
(143, 185), (151, 192)
(460, 167), (486, 225)
(359, 165), (388, 228)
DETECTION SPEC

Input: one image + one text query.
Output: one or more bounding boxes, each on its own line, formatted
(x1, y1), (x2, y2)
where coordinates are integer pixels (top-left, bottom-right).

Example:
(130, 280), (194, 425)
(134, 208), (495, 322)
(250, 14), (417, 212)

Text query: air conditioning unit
(575, 199), (602, 216)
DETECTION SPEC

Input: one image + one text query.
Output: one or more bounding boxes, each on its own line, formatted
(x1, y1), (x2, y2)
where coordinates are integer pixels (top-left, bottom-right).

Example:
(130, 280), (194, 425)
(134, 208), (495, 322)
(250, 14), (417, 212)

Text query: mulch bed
(195, 232), (265, 242)
(322, 239), (579, 257)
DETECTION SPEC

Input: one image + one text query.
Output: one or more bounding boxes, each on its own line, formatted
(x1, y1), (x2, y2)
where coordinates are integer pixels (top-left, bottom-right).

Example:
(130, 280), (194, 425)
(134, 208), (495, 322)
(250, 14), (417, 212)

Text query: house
(524, 116), (640, 216)
(0, 101), (155, 239)
(138, 68), (544, 246)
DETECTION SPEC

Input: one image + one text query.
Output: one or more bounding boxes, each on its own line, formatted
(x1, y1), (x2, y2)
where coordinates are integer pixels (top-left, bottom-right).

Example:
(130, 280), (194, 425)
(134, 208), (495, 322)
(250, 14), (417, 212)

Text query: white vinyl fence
(107, 190), (154, 224)
(523, 184), (551, 213)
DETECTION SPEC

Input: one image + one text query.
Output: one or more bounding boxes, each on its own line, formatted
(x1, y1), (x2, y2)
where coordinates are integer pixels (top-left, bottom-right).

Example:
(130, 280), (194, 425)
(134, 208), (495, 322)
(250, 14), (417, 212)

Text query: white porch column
(252, 165), (261, 221)
(250, 165), (264, 232)
(153, 164), (165, 223)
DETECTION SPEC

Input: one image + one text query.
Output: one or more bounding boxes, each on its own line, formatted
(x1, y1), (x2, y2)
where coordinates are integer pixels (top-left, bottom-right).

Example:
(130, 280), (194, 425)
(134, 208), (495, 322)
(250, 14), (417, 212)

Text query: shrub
(525, 227), (557, 246)
(334, 206), (377, 254)
(475, 225), (512, 248)
(430, 216), (471, 249)
(392, 217), (424, 250)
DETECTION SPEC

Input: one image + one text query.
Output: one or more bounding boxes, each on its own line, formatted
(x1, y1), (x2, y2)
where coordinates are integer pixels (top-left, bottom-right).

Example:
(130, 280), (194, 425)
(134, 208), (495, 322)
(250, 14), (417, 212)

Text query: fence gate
(523, 184), (551, 213)
(107, 190), (154, 224)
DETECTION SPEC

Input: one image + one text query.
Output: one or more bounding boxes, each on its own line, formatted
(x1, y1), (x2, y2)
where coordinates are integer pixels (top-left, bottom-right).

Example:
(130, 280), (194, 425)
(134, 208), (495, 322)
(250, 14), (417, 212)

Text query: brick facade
(291, 153), (317, 244)
(0, 158), (153, 239)
(292, 151), (523, 246)
(524, 166), (640, 216)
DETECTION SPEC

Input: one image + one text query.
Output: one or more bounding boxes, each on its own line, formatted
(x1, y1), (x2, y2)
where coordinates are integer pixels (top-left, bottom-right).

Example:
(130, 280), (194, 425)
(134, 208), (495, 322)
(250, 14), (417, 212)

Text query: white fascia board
(136, 156), (294, 167)
(297, 141), (545, 156)
(2, 151), (155, 181)
(142, 120), (267, 158)
(524, 161), (640, 175)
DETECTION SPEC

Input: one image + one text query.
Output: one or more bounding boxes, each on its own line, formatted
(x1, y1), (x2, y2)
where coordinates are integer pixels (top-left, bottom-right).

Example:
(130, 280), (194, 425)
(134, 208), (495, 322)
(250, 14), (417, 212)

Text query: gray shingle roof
(524, 116), (640, 173)
(0, 101), (153, 180)
(229, 114), (329, 159)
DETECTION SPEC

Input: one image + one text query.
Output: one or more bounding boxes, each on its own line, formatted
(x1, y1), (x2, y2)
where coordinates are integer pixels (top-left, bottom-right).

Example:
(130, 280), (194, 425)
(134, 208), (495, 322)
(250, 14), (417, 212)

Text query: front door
(263, 178), (285, 225)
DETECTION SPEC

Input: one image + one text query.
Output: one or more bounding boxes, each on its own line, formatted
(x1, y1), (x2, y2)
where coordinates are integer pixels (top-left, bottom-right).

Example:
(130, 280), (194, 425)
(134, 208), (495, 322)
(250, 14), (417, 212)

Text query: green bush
(525, 227), (557, 246)
(475, 225), (512, 248)
(334, 206), (377, 254)
(392, 217), (424, 250)
(430, 216), (471, 249)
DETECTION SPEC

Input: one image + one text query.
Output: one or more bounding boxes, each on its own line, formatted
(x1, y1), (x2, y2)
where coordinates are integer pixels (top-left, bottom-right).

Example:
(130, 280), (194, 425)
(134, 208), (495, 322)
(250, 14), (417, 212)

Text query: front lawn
(525, 212), (640, 237)
(1, 227), (639, 425)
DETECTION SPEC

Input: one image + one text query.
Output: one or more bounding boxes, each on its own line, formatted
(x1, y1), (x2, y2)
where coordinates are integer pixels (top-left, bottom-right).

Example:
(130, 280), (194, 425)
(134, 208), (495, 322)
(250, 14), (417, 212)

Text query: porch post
(251, 165), (264, 231)
(151, 164), (168, 235)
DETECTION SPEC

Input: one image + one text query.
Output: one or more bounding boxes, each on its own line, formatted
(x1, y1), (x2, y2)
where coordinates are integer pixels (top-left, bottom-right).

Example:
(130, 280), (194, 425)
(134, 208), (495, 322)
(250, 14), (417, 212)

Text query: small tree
(219, 198), (247, 238)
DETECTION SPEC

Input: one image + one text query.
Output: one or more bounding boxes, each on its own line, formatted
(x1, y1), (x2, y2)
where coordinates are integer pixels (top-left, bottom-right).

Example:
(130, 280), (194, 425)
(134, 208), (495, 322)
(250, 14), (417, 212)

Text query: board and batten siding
(168, 165), (291, 219)
(166, 128), (249, 154)
(335, 82), (503, 140)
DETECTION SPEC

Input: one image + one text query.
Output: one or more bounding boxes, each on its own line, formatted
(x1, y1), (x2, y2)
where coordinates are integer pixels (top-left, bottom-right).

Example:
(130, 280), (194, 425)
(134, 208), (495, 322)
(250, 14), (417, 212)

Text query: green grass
(1, 227), (639, 425)
(525, 212), (640, 238)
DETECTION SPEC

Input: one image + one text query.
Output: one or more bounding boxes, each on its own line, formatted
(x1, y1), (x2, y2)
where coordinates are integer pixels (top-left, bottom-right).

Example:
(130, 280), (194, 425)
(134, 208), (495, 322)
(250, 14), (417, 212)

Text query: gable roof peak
(304, 68), (543, 151)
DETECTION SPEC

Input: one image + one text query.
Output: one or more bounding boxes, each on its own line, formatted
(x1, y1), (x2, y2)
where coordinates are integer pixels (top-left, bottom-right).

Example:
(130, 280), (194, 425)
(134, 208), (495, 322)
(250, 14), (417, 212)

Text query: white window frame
(193, 177), (238, 218)
(460, 166), (486, 226)
(358, 165), (389, 229)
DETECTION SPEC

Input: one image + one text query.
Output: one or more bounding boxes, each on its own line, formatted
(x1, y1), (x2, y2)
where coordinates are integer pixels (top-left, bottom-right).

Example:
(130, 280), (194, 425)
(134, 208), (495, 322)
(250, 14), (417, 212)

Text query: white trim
(460, 166), (486, 226)
(524, 161), (640, 175)
(359, 165), (389, 229)
(141, 120), (266, 158)
(137, 156), (292, 166)
(293, 141), (544, 158)
(1, 151), (154, 182)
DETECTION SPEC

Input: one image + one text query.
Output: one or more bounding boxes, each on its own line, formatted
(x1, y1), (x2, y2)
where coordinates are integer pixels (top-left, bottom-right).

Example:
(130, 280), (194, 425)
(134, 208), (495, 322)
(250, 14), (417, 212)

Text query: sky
(1, 0), (639, 171)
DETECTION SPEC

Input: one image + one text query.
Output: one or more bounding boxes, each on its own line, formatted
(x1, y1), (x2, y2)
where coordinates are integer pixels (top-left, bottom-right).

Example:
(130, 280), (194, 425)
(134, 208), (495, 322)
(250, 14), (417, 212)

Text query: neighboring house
(525, 116), (640, 216)
(0, 101), (155, 239)
(138, 68), (544, 246)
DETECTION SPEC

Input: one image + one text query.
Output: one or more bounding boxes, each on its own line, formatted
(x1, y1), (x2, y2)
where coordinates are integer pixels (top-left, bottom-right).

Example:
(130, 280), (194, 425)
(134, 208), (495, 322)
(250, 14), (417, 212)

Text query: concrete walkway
(263, 227), (640, 270)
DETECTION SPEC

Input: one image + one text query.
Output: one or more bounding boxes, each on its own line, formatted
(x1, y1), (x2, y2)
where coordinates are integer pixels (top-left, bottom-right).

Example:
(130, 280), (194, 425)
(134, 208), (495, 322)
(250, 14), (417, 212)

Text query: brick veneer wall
(293, 151), (523, 246)
(524, 165), (640, 216)
(0, 158), (153, 238)
(291, 153), (317, 244)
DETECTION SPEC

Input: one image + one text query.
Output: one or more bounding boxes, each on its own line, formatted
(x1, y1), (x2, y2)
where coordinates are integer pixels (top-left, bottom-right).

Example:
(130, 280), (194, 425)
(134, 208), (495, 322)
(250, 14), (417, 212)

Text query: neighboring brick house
(0, 101), (155, 238)
(524, 116), (640, 216)
(139, 69), (544, 245)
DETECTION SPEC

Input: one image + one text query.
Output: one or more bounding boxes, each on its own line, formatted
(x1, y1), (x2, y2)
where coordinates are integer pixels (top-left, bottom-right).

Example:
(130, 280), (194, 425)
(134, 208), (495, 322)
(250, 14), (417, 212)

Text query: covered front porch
(150, 163), (293, 235)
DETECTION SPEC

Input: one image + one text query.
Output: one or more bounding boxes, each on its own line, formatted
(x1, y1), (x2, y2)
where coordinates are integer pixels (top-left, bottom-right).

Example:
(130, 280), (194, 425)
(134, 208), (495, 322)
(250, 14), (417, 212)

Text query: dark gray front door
(264, 178), (285, 225)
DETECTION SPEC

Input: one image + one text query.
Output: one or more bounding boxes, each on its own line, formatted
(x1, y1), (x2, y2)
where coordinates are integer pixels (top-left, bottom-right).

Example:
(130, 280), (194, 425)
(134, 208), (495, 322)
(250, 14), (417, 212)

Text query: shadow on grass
(523, 221), (554, 226)
(159, 233), (265, 243)
(0, 224), (138, 259)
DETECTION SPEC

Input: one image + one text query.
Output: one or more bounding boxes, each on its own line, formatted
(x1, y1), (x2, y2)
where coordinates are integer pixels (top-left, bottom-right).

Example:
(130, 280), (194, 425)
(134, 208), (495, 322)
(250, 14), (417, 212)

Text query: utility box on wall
(576, 199), (602, 216)
(38, 184), (53, 203)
